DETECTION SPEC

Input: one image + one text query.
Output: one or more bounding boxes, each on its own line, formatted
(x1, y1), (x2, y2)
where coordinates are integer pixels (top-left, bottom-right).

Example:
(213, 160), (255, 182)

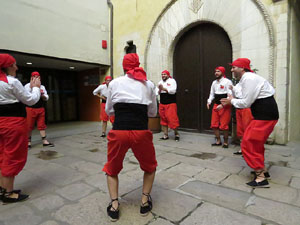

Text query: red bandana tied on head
(0, 54), (16, 83)
(31, 71), (40, 77)
(230, 58), (253, 72)
(162, 70), (172, 78)
(102, 75), (112, 84)
(122, 53), (147, 81)
(215, 66), (226, 78)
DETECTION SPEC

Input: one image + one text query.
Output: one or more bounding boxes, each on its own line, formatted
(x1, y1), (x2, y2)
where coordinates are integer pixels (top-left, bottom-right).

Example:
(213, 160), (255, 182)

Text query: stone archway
(144, 0), (276, 85)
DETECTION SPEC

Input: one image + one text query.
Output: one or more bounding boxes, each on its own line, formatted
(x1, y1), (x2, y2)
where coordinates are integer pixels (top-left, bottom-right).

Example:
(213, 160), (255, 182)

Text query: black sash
(27, 98), (44, 108)
(102, 99), (106, 103)
(160, 93), (176, 104)
(0, 102), (27, 117)
(214, 94), (227, 105)
(251, 96), (279, 120)
(113, 103), (148, 130)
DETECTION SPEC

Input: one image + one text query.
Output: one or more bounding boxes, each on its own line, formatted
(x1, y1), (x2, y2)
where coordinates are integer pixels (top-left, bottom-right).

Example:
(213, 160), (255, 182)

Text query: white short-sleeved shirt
(24, 83), (49, 101)
(93, 84), (109, 98)
(158, 78), (177, 95)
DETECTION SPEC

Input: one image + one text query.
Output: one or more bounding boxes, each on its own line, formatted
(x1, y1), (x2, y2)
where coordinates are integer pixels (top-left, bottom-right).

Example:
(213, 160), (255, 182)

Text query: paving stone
(148, 218), (174, 225)
(77, 151), (107, 164)
(15, 176), (57, 199)
(0, 205), (42, 225)
(123, 186), (201, 223)
(254, 183), (297, 204)
(54, 192), (153, 225)
(221, 174), (253, 192)
(247, 196), (300, 225)
(84, 173), (108, 192)
(30, 194), (65, 211)
(56, 183), (95, 201)
(70, 160), (102, 175)
(268, 166), (300, 185)
(194, 168), (229, 184)
(180, 180), (252, 211)
(290, 176), (300, 189)
(220, 156), (248, 167)
(166, 162), (205, 177)
(39, 221), (60, 225)
(28, 162), (87, 186)
(181, 202), (261, 225)
(155, 170), (190, 189)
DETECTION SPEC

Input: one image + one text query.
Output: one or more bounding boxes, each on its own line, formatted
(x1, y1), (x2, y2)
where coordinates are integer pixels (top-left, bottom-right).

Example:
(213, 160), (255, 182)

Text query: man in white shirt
(207, 67), (232, 148)
(103, 53), (157, 221)
(93, 75), (114, 137)
(157, 70), (180, 141)
(0, 54), (41, 203)
(25, 71), (54, 149)
(221, 58), (279, 188)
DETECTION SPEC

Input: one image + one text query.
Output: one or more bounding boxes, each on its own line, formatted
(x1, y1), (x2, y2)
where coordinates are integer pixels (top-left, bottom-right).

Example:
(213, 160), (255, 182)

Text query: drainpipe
(107, 0), (114, 78)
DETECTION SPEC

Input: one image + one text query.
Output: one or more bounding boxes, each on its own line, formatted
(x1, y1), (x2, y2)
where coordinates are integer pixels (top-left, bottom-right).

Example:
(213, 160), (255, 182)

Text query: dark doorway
(17, 67), (79, 123)
(174, 22), (232, 133)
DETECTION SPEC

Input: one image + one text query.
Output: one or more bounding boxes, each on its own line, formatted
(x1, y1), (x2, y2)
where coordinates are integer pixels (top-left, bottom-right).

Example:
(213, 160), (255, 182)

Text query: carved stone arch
(144, 0), (276, 85)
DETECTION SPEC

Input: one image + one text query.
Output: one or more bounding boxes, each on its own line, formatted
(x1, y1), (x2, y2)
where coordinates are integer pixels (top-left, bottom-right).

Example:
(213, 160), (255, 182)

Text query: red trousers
(211, 104), (231, 130)
(242, 120), (278, 170)
(159, 103), (180, 129)
(26, 107), (47, 131)
(100, 103), (114, 123)
(0, 117), (28, 177)
(102, 130), (157, 176)
(236, 108), (253, 137)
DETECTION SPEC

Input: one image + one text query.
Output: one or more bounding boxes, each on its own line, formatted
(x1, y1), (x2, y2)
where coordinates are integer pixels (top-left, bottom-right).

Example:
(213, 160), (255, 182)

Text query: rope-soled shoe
(107, 198), (119, 222)
(140, 193), (152, 216)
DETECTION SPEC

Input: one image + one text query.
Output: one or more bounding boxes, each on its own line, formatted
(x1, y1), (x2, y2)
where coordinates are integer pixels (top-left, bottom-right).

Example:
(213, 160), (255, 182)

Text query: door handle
(184, 89), (189, 93)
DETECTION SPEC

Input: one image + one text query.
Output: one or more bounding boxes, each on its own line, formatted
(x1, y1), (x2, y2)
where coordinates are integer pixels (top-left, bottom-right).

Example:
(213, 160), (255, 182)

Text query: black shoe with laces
(0, 187), (22, 202)
(101, 133), (106, 138)
(140, 193), (152, 216)
(175, 135), (180, 142)
(2, 190), (29, 204)
(246, 179), (270, 188)
(107, 198), (119, 222)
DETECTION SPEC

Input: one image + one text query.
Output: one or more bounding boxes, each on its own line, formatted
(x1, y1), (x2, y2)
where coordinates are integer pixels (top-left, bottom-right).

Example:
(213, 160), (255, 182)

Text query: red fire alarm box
(102, 40), (107, 49)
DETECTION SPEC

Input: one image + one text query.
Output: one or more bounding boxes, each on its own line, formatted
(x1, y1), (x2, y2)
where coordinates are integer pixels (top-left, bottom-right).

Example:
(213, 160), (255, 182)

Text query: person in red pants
(207, 67), (232, 148)
(231, 82), (253, 155)
(25, 71), (54, 149)
(221, 58), (278, 188)
(0, 54), (41, 203)
(157, 70), (180, 141)
(103, 53), (157, 221)
(93, 75), (115, 137)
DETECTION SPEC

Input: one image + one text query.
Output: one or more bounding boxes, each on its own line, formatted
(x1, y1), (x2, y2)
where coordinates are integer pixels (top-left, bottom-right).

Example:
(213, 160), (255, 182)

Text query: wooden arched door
(174, 22), (232, 132)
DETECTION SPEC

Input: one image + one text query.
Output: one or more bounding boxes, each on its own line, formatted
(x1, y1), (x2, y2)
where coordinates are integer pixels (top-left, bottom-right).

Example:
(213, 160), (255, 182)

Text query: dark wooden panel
(174, 22), (232, 132)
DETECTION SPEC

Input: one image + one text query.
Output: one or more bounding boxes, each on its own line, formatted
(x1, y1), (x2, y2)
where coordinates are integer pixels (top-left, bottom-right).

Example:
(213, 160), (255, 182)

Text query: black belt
(113, 103), (148, 130)
(214, 94), (227, 105)
(102, 99), (106, 103)
(0, 102), (27, 117)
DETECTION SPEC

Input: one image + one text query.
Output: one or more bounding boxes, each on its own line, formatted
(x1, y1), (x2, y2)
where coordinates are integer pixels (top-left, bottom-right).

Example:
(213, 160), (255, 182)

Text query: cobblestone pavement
(1, 121), (300, 225)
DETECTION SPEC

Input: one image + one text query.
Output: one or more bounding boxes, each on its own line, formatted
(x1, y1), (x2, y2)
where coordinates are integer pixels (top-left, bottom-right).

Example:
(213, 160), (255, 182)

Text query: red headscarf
(215, 66), (226, 77)
(0, 54), (16, 83)
(122, 53), (147, 81)
(162, 70), (172, 78)
(230, 58), (253, 72)
(105, 75), (112, 81)
(31, 71), (40, 77)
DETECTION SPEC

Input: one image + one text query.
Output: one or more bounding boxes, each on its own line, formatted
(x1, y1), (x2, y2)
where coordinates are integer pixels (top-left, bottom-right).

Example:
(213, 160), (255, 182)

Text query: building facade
(111, 0), (300, 144)
(0, 0), (111, 122)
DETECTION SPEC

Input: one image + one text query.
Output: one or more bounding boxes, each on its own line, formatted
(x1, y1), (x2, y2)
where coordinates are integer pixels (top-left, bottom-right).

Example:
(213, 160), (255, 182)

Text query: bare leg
(162, 125), (168, 137)
(102, 121), (108, 134)
(213, 128), (221, 144)
(28, 130), (32, 146)
(2, 176), (14, 192)
(40, 130), (50, 144)
(107, 175), (119, 210)
(141, 171), (155, 204)
(223, 130), (229, 145)
(174, 128), (179, 136)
